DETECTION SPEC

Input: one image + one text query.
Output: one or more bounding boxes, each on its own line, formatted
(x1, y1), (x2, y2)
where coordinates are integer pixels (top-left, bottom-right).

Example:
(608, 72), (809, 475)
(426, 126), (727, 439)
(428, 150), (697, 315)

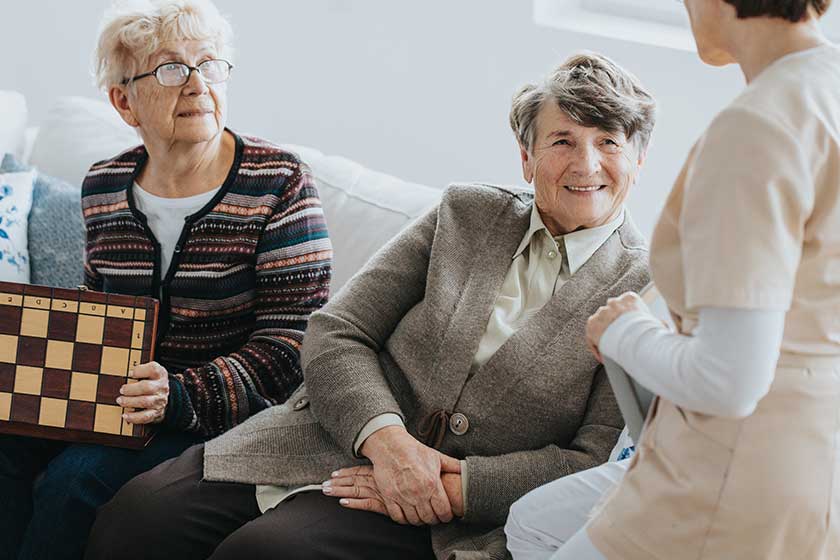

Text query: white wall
(2, 0), (744, 239)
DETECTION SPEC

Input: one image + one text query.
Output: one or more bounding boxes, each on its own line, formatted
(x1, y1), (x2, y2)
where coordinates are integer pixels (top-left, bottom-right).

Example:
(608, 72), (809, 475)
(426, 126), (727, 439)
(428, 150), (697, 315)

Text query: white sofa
(1, 91), (443, 293)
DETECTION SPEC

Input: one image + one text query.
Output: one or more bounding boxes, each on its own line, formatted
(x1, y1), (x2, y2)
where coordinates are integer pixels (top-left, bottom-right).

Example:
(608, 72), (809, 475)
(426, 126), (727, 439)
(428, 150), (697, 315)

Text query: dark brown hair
(723, 0), (832, 22)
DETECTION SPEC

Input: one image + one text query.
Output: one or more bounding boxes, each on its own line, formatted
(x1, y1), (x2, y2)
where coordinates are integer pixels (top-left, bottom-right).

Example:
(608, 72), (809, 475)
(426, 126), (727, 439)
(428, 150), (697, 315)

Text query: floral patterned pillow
(0, 169), (34, 282)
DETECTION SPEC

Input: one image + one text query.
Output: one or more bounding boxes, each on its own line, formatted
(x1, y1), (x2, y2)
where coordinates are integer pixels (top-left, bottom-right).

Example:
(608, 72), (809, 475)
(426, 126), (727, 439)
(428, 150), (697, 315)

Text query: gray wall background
(3, 1), (748, 238)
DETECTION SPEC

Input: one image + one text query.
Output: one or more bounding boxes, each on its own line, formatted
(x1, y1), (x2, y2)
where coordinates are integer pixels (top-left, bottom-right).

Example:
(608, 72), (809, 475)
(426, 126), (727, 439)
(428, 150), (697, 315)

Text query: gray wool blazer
(204, 183), (650, 560)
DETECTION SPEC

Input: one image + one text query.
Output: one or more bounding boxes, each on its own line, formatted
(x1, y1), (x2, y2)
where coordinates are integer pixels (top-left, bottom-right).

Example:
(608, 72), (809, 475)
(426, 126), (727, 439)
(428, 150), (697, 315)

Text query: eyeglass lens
(156, 60), (230, 86)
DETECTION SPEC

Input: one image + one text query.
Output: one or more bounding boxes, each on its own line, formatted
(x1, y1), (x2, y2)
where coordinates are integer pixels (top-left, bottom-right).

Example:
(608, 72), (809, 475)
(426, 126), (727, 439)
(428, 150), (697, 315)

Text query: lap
(507, 459), (629, 550)
(210, 491), (435, 560)
(37, 430), (201, 494)
(86, 444), (262, 560)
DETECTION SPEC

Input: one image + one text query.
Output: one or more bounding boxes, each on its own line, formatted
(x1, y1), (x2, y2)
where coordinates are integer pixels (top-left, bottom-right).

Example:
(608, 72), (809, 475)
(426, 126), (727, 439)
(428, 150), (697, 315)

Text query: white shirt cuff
(353, 413), (406, 456)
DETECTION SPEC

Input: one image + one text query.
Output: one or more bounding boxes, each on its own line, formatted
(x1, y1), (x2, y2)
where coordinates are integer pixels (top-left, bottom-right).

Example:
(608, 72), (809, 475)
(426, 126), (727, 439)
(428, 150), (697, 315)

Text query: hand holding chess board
(0, 281), (159, 448)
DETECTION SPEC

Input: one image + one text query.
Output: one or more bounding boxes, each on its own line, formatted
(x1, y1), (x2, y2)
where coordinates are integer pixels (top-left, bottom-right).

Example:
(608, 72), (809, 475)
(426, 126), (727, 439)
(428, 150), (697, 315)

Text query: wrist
(359, 424), (409, 461)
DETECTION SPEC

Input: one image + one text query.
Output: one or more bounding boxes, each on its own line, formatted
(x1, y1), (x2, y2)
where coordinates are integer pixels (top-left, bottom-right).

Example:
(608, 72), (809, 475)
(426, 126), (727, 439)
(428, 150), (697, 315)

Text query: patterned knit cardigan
(81, 132), (332, 437)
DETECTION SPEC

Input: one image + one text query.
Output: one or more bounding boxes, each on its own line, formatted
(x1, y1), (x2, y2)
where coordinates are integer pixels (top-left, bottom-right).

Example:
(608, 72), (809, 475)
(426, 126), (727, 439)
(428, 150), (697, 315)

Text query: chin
(696, 42), (736, 67)
(175, 124), (222, 144)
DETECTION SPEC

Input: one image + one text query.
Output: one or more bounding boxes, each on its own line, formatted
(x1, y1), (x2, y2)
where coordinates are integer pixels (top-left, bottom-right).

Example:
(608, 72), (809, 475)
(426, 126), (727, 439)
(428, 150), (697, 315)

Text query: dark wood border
(0, 420), (155, 449)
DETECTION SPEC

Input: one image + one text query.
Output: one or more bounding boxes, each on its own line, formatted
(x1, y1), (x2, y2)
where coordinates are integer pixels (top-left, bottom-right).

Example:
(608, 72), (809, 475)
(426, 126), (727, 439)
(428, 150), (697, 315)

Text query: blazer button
(292, 397), (309, 411)
(449, 412), (469, 436)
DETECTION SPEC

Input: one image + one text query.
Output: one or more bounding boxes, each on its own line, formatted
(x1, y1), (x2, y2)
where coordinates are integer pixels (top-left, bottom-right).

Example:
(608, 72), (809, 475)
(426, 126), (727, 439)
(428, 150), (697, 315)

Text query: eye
(603, 138), (618, 145)
(552, 139), (570, 146)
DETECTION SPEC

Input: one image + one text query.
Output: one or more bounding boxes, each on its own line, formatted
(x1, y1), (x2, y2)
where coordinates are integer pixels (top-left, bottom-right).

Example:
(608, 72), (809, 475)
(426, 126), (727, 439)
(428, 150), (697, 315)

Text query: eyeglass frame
(121, 59), (234, 87)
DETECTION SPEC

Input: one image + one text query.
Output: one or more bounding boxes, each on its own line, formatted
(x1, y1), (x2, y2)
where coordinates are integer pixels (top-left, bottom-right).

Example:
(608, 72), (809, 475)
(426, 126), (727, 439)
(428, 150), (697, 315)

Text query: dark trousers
(0, 431), (201, 560)
(86, 444), (437, 560)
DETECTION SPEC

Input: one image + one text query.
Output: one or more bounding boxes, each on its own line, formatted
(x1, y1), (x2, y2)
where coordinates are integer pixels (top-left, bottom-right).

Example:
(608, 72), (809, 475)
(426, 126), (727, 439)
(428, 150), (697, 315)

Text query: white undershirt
(132, 182), (220, 282)
(600, 306), (785, 419)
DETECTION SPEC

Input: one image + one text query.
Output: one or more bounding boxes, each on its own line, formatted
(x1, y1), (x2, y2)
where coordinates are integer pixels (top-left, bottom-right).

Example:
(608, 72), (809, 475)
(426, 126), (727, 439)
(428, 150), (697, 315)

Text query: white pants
(505, 459), (630, 560)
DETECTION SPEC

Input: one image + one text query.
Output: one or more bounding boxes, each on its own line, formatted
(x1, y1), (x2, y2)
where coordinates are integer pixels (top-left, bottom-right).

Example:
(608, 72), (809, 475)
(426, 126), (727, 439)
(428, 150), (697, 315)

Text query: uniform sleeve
(681, 107), (814, 310)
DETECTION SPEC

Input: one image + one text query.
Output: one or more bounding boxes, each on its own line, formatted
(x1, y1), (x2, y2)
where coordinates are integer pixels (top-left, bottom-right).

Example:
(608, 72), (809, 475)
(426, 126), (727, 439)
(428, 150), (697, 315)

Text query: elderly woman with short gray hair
(0, 2), (331, 559)
(87, 52), (654, 560)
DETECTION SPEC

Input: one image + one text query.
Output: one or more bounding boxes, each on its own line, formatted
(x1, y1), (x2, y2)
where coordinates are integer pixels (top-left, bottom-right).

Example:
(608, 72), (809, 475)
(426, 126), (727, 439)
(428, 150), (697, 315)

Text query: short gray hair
(94, 0), (234, 90)
(510, 53), (657, 153)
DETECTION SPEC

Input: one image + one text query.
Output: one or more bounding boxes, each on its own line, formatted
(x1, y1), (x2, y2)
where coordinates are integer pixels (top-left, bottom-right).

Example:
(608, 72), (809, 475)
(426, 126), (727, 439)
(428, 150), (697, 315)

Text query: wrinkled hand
(117, 361), (169, 424)
(585, 291), (649, 363)
(323, 465), (464, 521)
(356, 426), (461, 525)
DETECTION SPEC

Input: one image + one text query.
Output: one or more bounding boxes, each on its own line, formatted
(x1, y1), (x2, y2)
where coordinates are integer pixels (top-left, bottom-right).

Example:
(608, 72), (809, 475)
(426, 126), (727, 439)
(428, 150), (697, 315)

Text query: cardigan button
(449, 412), (469, 436)
(293, 397), (310, 411)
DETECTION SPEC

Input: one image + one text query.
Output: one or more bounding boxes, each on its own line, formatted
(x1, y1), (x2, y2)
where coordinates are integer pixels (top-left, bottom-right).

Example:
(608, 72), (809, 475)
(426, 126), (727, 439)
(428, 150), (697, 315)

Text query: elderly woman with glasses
(85, 52), (653, 560)
(0, 2), (331, 559)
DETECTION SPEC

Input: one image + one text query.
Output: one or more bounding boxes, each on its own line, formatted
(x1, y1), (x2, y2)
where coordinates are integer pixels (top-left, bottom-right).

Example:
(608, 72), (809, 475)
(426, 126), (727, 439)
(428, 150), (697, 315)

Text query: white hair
(94, 0), (234, 90)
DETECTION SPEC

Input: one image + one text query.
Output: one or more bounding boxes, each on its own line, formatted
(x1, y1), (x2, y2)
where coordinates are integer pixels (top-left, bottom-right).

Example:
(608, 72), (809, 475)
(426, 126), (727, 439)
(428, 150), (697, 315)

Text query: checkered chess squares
(0, 285), (155, 440)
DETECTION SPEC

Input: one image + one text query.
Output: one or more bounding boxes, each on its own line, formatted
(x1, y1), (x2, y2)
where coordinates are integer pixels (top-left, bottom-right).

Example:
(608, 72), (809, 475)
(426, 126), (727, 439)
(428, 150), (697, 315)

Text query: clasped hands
(322, 425), (464, 525)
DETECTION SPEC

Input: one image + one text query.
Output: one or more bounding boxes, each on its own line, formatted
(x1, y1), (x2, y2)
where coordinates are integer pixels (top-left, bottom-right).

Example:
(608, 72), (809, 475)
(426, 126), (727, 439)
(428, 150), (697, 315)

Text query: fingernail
(121, 414), (127, 419)
(119, 387), (125, 395)
(322, 486), (333, 495)
(339, 499), (349, 506)
(322, 480), (332, 488)
(331, 471), (339, 477)
(116, 398), (123, 405)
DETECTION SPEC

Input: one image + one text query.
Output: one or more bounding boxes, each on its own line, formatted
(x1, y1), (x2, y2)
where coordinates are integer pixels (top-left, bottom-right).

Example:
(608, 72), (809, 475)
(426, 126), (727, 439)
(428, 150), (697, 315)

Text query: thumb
(439, 453), (462, 474)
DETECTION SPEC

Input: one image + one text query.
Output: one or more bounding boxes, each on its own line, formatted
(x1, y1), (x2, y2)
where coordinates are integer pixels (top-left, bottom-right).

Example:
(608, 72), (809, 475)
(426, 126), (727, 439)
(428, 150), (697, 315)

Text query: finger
(120, 380), (169, 397)
(123, 408), (161, 425)
(415, 501), (440, 525)
(116, 395), (165, 409)
(130, 362), (166, 380)
(439, 454), (461, 474)
(430, 482), (454, 524)
(327, 474), (376, 488)
(339, 498), (388, 516)
(402, 505), (423, 526)
(384, 501), (408, 525)
(331, 465), (373, 478)
(323, 482), (376, 499)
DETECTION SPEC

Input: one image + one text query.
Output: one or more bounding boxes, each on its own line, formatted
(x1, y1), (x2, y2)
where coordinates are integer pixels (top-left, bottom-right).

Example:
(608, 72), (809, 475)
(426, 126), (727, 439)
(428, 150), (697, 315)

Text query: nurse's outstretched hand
(586, 291), (647, 363)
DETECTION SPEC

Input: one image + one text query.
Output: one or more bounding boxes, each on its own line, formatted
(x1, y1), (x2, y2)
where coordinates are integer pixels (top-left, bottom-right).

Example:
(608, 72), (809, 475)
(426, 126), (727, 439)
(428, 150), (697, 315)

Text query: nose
(569, 143), (601, 177)
(183, 67), (209, 96)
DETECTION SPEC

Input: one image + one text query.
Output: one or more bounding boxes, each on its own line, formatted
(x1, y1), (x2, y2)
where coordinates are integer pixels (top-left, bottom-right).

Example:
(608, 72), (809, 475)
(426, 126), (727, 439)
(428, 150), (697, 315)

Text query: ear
(108, 85), (140, 128)
(519, 143), (534, 184)
(636, 145), (647, 169)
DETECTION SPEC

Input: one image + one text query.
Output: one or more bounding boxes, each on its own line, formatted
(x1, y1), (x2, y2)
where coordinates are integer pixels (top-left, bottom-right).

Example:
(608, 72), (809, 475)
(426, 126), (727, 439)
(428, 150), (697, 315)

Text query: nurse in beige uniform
(540, 0), (840, 558)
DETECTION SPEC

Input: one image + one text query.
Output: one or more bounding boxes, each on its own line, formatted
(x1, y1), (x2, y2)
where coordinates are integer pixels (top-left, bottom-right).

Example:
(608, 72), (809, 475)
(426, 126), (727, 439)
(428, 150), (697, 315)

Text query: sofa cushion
(0, 91), (28, 161)
(2, 154), (84, 288)
(0, 166), (35, 282)
(28, 173), (84, 288)
(28, 96), (138, 187)
(282, 144), (442, 293)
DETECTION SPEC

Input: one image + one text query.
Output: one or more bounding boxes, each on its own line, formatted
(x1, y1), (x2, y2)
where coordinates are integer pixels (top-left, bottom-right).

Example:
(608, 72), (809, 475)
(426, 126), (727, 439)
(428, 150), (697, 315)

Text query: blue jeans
(0, 431), (202, 560)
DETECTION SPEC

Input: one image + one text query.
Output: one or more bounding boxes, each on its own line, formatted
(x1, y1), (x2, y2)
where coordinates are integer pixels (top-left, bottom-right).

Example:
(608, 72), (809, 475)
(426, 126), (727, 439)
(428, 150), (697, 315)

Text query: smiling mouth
(564, 185), (606, 192)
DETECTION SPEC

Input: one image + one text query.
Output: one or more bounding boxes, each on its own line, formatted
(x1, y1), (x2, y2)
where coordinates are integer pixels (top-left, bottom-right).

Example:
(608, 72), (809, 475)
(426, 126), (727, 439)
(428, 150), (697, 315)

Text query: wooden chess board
(0, 282), (159, 448)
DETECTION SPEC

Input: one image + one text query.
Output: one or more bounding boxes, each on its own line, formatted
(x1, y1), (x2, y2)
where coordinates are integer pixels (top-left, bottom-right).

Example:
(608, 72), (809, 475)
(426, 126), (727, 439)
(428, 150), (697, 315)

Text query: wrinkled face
(684, 0), (737, 66)
(118, 39), (228, 146)
(520, 102), (644, 234)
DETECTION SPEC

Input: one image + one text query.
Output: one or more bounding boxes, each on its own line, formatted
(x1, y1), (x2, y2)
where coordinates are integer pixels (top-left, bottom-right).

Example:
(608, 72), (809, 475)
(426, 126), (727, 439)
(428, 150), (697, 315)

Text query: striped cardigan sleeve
(165, 164), (333, 436)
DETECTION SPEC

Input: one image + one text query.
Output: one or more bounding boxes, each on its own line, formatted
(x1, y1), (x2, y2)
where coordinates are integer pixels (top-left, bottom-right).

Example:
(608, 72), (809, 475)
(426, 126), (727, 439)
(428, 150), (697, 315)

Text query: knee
(211, 524), (307, 560)
(85, 470), (176, 560)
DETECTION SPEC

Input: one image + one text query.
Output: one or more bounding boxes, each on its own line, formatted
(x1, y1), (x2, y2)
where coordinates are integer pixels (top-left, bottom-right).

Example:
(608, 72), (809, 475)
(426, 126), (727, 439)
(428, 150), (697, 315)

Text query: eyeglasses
(122, 59), (233, 87)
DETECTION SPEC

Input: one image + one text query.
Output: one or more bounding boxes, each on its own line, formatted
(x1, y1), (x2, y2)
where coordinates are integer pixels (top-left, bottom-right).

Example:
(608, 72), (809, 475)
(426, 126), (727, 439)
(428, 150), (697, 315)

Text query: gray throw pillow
(2, 153), (85, 288)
